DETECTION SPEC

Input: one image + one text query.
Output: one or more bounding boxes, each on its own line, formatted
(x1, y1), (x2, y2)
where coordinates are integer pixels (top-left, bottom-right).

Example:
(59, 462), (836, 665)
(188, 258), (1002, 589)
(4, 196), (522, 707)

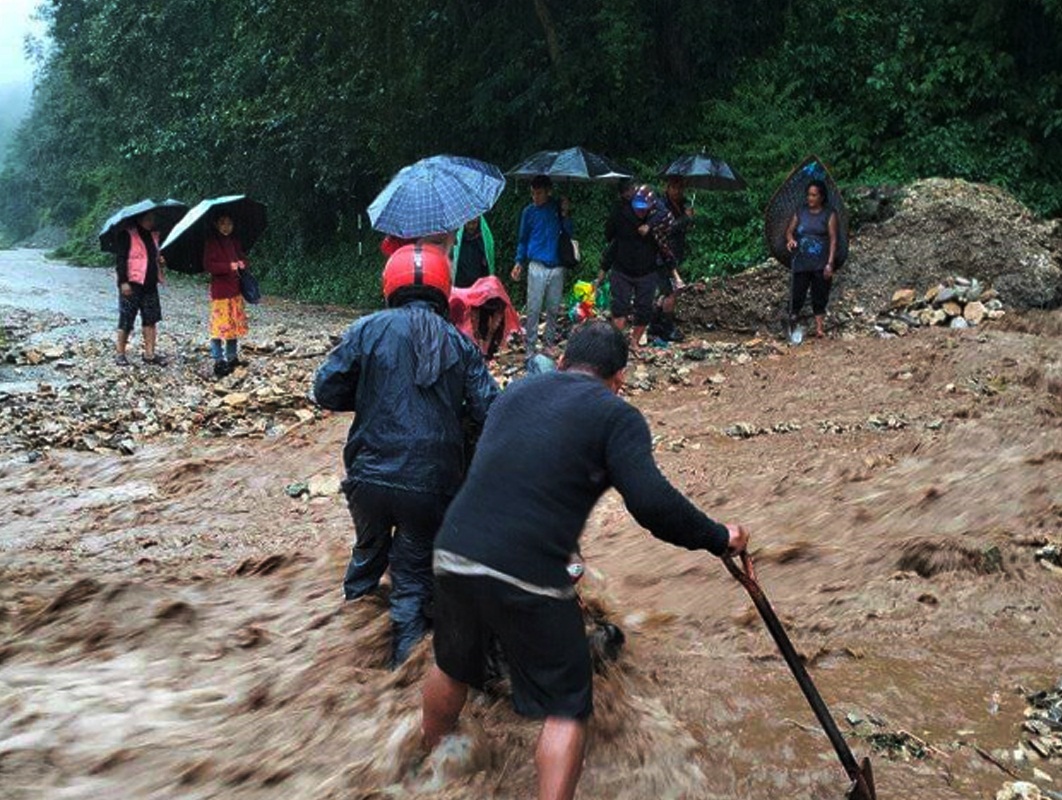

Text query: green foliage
(1, 0), (1060, 287)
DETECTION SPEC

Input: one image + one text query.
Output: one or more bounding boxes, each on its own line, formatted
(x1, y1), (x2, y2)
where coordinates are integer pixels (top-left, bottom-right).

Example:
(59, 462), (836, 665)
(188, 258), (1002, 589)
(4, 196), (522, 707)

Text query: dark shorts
(609, 270), (657, 325)
(117, 285), (162, 332)
(433, 572), (593, 720)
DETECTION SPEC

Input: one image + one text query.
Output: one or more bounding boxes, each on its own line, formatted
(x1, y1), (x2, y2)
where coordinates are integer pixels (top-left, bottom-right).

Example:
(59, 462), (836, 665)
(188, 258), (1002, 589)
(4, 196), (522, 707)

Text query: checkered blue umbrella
(367, 155), (506, 239)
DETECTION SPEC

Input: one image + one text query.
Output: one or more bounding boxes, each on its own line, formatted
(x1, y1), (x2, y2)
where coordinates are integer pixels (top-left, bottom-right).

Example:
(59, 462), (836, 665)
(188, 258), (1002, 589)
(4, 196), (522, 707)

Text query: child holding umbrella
(203, 213), (250, 377)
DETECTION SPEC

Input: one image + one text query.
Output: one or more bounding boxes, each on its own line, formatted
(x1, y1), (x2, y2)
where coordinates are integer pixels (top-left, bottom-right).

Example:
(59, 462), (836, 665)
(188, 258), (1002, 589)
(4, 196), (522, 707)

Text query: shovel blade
(844, 757), (877, 800)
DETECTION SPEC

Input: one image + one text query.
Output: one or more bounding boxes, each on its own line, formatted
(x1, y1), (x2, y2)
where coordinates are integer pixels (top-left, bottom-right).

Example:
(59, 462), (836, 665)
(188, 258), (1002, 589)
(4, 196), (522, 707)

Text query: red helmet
(382, 243), (452, 311)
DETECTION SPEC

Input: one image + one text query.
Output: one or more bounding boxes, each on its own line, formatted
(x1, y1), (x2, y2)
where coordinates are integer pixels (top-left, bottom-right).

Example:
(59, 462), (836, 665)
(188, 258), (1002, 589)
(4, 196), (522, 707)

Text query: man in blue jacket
(314, 243), (499, 666)
(511, 175), (573, 357)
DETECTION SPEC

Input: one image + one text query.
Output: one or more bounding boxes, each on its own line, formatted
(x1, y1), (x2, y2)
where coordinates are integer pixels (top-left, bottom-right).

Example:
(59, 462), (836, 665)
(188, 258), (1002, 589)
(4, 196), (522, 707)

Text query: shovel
(723, 551), (877, 800)
(786, 266), (804, 346)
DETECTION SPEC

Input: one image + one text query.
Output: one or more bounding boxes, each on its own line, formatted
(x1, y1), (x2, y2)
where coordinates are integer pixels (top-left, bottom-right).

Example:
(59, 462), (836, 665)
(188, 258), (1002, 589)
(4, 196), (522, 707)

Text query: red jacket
(203, 233), (245, 300)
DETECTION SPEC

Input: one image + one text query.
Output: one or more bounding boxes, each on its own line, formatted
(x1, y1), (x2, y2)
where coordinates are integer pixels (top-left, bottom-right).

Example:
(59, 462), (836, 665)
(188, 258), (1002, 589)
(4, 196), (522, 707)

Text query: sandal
(143, 353), (168, 366)
(114, 354), (130, 367)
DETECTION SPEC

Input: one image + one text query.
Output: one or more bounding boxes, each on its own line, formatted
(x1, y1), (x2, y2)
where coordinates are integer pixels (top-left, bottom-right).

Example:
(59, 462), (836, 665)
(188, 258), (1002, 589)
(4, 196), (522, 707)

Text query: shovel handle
(722, 549), (756, 587)
(722, 551), (866, 787)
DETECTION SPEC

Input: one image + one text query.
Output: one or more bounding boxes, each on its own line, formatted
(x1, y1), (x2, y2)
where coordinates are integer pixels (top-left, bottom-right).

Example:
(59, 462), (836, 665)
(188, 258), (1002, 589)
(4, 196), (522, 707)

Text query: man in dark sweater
(420, 320), (749, 800)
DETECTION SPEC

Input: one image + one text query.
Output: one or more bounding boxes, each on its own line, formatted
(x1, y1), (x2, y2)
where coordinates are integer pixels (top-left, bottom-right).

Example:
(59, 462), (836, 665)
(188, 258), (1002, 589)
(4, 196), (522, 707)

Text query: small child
(203, 214), (250, 377)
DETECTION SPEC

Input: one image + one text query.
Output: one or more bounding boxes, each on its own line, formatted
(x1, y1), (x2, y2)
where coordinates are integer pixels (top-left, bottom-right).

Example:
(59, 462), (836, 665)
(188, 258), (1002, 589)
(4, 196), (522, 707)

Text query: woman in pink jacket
(203, 214), (249, 377)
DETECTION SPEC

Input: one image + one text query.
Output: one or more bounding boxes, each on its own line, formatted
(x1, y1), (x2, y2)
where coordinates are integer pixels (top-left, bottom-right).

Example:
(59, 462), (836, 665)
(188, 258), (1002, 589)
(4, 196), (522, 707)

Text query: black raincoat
(313, 300), (499, 495)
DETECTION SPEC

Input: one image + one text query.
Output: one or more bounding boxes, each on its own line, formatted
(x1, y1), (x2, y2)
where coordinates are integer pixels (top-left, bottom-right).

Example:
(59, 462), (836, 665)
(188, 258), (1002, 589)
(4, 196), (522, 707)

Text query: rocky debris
(0, 335), (323, 454)
(844, 711), (934, 760)
(677, 178), (1060, 336)
(845, 178), (1062, 312)
(679, 413), (925, 443)
(1, 297), (795, 455)
(307, 473), (342, 497)
(496, 336), (787, 397)
(1021, 680), (1062, 761)
(845, 184), (906, 228)
(997, 782), (1046, 800)
(1036, 544), (1062, 572)
(1, 307), (80, 350)
(875, 275), (1007, 335)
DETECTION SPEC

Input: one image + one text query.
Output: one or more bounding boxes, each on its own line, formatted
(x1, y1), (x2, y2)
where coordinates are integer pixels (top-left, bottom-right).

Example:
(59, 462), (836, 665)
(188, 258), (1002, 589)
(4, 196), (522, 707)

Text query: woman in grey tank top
(785, 180), (838, 338)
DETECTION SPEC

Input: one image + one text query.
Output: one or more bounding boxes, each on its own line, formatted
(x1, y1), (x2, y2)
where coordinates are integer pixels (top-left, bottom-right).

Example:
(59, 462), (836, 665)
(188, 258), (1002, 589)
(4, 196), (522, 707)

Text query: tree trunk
(533, 0), (563, 73)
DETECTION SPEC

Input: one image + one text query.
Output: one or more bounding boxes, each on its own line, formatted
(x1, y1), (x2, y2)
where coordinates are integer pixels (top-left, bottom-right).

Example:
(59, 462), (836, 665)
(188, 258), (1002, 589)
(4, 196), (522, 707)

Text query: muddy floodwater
(1, 249), (1061, 799)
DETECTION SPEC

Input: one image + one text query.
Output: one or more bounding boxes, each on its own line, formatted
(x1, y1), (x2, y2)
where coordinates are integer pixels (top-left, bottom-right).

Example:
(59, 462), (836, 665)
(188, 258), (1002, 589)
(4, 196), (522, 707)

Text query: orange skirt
(209, 296), (249, 339)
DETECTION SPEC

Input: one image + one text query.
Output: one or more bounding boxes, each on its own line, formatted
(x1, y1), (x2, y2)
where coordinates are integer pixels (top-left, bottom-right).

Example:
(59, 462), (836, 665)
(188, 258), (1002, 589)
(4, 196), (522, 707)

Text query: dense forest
(0, 83), (32, 164)
(2, 0), (1061, 306)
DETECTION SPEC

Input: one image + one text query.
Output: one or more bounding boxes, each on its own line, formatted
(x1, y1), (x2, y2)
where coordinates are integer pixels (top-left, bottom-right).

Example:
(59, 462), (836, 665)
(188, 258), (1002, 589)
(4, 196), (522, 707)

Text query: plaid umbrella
(98, 198), (189, 253)
(507, 147), (632, 182)
(367, 155), (506, 239)
(659, 153), (747, 191)
(159, 195), (268, 274)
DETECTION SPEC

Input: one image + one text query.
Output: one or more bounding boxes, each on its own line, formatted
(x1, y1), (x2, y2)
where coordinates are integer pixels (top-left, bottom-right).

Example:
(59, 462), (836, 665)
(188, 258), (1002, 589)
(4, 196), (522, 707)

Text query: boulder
(964, 302), (987, 325)
(891, 288), (917, 308)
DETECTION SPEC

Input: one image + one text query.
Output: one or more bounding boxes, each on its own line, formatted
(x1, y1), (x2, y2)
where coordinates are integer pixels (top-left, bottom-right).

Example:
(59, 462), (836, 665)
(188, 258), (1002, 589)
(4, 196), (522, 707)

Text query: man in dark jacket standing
(420, 320), (749, 800)
(604, 185), (674, 351)
(314, 242), (499, 666)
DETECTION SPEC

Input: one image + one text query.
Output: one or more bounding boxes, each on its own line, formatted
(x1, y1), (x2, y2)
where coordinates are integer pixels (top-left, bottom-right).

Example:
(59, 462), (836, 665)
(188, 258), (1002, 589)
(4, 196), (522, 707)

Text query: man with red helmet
(314, 242), (500, 666)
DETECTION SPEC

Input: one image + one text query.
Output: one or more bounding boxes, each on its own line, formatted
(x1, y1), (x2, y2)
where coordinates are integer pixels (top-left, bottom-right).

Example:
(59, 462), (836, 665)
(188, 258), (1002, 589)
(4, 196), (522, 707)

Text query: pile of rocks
(3, 321), (785, 455)
(877, 276), (1006, 336)
(1021, 681), (1062, 762)
(0, 335), (323, 455)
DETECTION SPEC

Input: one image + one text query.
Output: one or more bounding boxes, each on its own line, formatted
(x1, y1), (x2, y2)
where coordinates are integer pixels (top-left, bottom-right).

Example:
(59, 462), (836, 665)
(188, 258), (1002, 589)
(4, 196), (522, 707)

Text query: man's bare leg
(536, 717), (586, 800)
(421, 664), (468, 750)
(116, 329), (129, 356)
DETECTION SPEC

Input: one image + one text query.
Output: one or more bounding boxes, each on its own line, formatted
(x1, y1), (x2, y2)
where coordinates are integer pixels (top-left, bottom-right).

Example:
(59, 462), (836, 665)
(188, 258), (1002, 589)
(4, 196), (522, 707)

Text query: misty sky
(0, 0), (46, 85)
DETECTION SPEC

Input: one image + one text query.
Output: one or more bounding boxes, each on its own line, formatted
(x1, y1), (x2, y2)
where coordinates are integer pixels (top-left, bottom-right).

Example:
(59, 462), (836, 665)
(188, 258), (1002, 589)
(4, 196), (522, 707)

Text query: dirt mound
(845, 178), (1062, 312)
(681, 178), (1062, 335)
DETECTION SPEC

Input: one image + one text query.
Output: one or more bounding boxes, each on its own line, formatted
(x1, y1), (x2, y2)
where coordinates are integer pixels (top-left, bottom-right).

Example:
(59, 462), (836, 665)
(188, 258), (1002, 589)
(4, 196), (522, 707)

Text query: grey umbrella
(658, 153), (747, 191)
(99, 198), (189, 253)
(507, 147), (632, 182)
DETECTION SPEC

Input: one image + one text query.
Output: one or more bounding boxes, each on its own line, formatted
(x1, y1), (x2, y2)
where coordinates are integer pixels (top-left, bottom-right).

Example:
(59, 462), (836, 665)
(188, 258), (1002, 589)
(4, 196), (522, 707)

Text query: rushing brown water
(2, 250), (1061, 798)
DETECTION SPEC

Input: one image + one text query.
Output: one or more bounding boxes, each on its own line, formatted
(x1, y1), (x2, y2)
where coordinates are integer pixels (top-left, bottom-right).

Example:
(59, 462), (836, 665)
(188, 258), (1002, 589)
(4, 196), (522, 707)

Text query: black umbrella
(658, 153), (747, 191)
(159, 195), (268, 274)
(507, 147), (632, 182)
(99, 198), (189, 253)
